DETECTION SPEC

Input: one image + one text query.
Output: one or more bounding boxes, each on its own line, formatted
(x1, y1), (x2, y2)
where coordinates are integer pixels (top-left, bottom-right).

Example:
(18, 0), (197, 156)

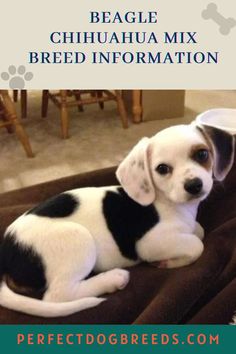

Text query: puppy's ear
(116, 137), (155, 205)
(198, 124), (235, 180)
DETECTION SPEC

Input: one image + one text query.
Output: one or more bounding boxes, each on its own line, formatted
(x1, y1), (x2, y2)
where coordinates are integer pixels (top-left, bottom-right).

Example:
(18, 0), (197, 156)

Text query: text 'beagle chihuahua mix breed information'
(0, 0), (236, 88)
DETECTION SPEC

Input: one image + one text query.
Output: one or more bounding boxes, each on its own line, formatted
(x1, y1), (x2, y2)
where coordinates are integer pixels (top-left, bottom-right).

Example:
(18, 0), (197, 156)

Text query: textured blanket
(0, 163), (235, 324)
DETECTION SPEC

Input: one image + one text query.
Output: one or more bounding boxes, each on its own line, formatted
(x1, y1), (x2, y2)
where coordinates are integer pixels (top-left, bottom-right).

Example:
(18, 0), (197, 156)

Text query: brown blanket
(0, 163), (235, 324)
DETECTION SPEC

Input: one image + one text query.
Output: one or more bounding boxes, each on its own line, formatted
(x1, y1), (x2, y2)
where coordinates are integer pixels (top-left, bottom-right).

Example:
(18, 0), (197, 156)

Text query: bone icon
(202, 3), (236, 35)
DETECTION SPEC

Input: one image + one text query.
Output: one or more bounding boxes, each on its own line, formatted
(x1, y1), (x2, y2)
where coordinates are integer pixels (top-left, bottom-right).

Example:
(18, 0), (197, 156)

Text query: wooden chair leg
(74, 90), (84, 112)
(97, 90), (104, 110)
(1, 90), (34, 157)
(90, 91), (104, 110)
(13, 90), (18, 102)
(42, 90), (49, 117)
(1, 115), (14, 134)
(0, 100), (14, 133)
(20, 90), (27, 118)
(60, 90), (69, 139)
(132, 90), (142, 123)
(115, 90), (128, 128)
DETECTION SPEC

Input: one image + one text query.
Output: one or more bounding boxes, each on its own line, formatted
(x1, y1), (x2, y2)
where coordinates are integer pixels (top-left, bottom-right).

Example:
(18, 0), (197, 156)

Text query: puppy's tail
(0, 281), (105, 318)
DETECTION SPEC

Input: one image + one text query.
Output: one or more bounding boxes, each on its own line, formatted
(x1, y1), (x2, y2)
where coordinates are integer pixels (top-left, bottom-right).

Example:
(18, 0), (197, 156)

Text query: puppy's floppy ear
(116, 137), (155, 206)
(198, 124), (235, 180)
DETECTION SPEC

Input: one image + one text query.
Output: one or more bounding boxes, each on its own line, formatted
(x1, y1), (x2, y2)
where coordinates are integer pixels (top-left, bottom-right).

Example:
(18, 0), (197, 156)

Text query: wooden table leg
(132, 90), (142, 123)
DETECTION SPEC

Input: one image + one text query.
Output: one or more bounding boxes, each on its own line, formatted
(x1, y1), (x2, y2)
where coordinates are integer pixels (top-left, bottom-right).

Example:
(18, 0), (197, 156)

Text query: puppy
(0, 123), (234, 317)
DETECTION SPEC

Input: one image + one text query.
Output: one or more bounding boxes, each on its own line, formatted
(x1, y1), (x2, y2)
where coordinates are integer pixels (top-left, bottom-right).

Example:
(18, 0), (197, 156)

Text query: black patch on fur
(198, 125), (234, 174)
(27, 193), (79, 218)
(103, 188), (159, 260)
(0, 233), (46, 290)
(208, 127), (234, 173)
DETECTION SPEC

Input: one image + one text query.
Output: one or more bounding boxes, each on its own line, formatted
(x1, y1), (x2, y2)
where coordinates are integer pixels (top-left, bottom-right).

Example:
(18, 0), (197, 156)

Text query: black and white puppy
(0, 123), (234, 317)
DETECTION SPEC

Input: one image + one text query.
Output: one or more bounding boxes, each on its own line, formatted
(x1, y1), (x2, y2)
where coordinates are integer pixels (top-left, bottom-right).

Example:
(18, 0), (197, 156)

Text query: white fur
(231, 314), (236, 325)
(116, 138), (156, 205)
(0, 123), (233, 317)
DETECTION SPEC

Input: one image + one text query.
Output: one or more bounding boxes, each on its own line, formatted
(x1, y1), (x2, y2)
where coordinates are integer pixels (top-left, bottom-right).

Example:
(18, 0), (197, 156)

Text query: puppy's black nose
(184, 178), (203, 195)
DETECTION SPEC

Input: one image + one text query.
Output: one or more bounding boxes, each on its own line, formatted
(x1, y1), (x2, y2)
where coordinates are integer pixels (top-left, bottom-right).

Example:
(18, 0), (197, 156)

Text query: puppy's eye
(194, 149), (209, 163)
(156, 164), (172, 175)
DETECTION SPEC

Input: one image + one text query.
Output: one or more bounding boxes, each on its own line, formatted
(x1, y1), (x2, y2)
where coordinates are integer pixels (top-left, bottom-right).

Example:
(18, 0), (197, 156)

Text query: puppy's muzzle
(184, 178), (203, 196)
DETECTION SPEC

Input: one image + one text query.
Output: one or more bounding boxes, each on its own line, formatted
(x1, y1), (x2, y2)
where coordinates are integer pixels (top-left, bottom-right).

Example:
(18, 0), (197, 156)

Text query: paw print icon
(1, 65), (33, 89)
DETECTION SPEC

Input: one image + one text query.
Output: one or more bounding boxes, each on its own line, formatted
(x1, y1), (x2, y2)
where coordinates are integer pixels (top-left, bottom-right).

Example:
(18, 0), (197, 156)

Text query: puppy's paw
(158, 258), (190, 268)
(103, 269), (130, 293)
(157, 260), (169, 268)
